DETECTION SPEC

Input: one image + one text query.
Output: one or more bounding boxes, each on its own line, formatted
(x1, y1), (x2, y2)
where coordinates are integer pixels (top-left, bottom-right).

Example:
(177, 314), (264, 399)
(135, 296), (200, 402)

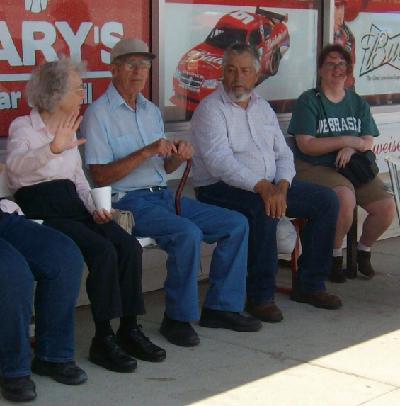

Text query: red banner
(363, 0), (400, 13)
(165, 0), (318, 9)
(0, 0), (149, 136)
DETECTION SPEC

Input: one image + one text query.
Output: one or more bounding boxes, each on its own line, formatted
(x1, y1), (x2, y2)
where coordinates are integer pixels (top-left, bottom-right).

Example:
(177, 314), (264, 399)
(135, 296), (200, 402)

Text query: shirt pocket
(258, 123), (276, 152)
(109, 133), (136, 160)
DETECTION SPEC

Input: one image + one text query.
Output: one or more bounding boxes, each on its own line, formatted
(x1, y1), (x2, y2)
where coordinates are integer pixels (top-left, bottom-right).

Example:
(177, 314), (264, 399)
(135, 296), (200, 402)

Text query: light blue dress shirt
(81, 83), (167, 192)
(190, 85), (295, 192)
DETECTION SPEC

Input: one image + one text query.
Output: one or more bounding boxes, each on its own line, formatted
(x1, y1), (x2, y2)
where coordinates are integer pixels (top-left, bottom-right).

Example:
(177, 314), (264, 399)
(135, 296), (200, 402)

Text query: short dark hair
(318, 44), (352, 69)
(223, 43), (260, 72)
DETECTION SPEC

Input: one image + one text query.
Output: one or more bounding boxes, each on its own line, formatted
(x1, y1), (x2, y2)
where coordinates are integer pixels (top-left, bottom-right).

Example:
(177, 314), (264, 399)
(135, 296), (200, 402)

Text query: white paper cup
(91, 186), (111, 211)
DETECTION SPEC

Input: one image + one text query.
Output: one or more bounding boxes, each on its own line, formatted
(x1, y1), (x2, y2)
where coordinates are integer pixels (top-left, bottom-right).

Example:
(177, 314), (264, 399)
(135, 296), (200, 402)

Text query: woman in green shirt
(288, 44), (395, 283)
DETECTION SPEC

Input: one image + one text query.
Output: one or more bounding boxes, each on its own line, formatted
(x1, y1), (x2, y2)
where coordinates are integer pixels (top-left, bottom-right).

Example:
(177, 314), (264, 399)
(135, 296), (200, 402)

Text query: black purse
(337, 150), (379, 187)
(314, 89), (379, 187)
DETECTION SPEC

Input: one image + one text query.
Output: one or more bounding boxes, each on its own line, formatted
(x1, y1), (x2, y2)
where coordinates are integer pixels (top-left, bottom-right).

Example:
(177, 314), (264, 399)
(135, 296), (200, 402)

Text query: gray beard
(227, 89), (251, 103)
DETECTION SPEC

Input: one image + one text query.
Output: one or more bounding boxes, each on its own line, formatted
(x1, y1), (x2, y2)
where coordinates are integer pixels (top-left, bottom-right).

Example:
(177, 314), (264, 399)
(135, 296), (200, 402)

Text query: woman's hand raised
(50, 111), (85, 154)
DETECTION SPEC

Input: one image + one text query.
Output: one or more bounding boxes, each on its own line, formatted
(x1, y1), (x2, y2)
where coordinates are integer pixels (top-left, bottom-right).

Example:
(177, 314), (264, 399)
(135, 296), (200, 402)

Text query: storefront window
(158, 0), (321, 123)
(333, 0), (400, 106)
(0, 0), (150, 137)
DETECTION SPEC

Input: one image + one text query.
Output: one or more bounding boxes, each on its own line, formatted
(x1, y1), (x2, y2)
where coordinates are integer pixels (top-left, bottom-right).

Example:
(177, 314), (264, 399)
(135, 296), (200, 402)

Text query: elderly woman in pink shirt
(6, 59), (166, 375)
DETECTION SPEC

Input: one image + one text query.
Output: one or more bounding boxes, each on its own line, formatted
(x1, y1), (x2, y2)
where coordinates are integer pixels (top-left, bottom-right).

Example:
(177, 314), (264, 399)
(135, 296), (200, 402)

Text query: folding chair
(276, 218), (304, 295)
(385, 155), (400, 223)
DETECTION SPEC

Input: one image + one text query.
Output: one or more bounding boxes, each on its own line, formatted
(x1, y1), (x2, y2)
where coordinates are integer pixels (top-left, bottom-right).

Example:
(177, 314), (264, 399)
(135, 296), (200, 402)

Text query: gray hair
(27, 58), (85, 113)
(223, 43), (261, 72)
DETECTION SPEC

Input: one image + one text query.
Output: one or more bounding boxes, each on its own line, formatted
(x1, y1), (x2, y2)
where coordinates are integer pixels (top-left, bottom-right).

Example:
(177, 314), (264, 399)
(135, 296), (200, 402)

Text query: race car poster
(162, 0), (320, 121)
(333, 0), (400, 105)
(0, 0), (150, 136)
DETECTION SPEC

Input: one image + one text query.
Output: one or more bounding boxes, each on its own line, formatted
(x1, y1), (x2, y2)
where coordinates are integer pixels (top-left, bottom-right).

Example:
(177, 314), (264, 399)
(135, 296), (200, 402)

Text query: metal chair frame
(385, 155), (400, 224)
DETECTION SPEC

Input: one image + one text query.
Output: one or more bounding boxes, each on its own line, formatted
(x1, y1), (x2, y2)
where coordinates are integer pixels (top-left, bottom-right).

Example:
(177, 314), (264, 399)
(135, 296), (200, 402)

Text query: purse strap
(313, 88), (334, 137)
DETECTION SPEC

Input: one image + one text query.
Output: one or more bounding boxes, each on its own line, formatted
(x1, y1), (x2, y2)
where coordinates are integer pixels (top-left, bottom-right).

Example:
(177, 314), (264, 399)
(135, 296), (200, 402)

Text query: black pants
(15, 180), (144, 322)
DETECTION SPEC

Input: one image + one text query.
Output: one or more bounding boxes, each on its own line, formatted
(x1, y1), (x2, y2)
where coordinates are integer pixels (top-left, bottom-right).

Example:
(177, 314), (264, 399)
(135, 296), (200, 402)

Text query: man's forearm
(89, 148), (150, 186)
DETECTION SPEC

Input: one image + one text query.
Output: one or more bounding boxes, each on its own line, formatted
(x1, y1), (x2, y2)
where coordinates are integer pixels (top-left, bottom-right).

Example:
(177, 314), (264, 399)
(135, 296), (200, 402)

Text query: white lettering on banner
(22, 21), (58, 65)
(0, 85), (92, 113)
(0, 86), (92, 110)
(0, 22), (23, 66)
(25, 0), (49, 13)
(55, 22), (92, 61)
(82, 82), (93, 105)
(100, 22), (124, 64)
(0, 91), (22, 110)
(0, 20), (123, 67)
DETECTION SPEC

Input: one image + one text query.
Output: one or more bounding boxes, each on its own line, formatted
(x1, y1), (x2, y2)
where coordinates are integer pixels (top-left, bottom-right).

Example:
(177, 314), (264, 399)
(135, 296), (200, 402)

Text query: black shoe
(199, 308), (262, 332)
(117, 325), (166, 362)
(0, 376), (36, 402)
(160, 314), (200, 347)
(31, 358), (87, 385)
(357, 250), (375, 279)
(89, 334), (137, 373)
(329, 256), (347, 283)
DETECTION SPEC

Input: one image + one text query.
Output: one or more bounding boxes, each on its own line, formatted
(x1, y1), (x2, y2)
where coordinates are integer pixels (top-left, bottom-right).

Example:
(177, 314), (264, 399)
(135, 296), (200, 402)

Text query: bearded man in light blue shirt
(191, 43), (342, 321)
(81, 38), (262, 348)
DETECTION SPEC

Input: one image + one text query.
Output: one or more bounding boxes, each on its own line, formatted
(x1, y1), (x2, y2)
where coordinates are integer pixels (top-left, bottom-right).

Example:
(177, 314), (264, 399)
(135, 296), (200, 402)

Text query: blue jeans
(114, 188), (249, 321)
(0, 214), (83, 378)
(196, 180), (339, 303)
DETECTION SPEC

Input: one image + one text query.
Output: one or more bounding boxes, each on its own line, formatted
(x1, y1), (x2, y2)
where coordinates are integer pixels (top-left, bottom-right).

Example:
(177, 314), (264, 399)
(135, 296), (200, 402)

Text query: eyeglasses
(323, 61), (348, 71)
(122, 60), (152, 71)
(71, 84), (85, 94)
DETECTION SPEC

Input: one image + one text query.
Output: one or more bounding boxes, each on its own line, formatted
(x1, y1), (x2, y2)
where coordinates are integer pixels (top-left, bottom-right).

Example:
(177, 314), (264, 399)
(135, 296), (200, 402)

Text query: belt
(112, 186), (168, 203)
(138, 186), (167, 192)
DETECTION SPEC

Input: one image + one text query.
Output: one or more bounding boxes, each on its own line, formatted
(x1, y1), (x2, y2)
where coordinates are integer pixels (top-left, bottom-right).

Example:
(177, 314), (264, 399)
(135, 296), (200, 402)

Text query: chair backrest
(385, 155), (400, 223)
(0, 168), (11, 198)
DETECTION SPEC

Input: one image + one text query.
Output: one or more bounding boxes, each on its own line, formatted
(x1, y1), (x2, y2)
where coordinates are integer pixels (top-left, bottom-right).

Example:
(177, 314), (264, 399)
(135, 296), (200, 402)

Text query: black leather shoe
(199, 308), (262, 332)
(160, 314), (200, 347)
(357, 250), (375, 279)
(89, 334), (137, 373)
(31, 358), (87, 385)
(0, 376), (36, 402)
(117, 326), (166, 362)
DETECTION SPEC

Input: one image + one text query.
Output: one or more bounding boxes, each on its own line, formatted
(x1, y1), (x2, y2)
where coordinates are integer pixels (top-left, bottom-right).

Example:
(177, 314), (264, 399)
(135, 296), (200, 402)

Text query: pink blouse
(6, 110), (96, 213)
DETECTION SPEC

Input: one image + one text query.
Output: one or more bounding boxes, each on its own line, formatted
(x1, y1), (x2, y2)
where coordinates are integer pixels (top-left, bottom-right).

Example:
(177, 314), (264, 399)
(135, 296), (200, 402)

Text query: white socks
(333, 243), (371, 256)
(333, 248), (343, 257)
(357, 242), (371, 252)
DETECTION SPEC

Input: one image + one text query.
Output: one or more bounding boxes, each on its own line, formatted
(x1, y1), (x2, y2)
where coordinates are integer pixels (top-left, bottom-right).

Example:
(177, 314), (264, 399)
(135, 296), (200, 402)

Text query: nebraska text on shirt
(317, 117), (361, 134)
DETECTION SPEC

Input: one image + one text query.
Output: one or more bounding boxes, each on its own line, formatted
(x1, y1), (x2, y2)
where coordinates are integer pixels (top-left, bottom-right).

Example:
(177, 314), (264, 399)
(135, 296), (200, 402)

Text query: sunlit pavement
(7, 237), (400, 406)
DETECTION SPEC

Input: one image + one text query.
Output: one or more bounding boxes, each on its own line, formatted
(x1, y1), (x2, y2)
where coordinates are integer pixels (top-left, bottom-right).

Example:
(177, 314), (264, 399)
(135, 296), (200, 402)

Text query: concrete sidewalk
(5, 237), (400, 406)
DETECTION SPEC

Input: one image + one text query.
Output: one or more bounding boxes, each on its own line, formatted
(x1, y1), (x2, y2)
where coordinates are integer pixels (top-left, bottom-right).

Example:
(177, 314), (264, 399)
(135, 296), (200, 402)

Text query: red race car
(171, 7), (290, 113)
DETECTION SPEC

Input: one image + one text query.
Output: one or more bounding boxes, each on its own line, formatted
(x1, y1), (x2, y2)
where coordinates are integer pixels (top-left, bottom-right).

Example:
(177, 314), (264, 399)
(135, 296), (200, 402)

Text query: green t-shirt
(287, 89), (379, 167)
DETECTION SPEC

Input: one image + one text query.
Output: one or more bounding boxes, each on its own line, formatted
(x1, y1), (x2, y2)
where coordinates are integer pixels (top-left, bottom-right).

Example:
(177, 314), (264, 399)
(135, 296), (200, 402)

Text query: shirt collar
(30, 109), (46, 131)
(106, 83), (147, 111)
